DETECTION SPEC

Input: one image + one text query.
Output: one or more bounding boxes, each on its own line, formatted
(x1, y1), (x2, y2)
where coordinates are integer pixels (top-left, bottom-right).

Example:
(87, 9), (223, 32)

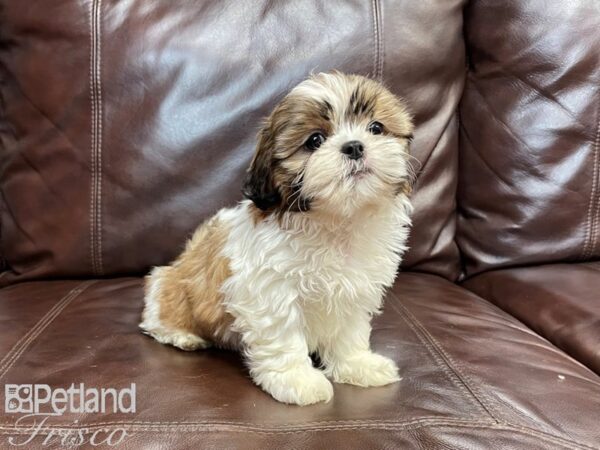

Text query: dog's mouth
(347, 162), (372, 179)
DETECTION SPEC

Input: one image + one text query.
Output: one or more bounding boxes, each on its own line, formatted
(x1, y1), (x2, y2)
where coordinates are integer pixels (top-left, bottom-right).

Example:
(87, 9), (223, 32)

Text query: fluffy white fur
(219, 196), (411, 405)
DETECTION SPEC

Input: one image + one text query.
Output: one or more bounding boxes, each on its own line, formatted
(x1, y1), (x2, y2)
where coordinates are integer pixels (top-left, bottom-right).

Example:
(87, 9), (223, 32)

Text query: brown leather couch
(1, 1), (599, 448)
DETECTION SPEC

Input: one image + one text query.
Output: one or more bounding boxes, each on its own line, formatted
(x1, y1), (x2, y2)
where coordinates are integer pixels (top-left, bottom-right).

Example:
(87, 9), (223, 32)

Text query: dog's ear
(242, 125), (281, 211)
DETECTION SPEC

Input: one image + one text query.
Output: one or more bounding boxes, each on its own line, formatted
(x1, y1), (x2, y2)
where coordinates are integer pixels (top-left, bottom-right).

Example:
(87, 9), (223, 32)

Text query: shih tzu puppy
(140, 72), (414, 406)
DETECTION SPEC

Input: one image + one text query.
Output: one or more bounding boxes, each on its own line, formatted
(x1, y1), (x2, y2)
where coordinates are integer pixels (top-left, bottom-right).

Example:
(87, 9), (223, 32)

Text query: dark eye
(305, 132), (326, 151)
(368, 121), (384, 135)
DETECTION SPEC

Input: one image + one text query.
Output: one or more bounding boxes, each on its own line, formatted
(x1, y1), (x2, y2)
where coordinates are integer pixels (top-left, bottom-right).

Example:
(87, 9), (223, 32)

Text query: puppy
(140, 72), (414, 406)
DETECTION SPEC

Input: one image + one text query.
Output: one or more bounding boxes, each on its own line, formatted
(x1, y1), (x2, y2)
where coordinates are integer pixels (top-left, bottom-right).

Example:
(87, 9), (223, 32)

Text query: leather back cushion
(458, 0), (600, 277)
(0, 0), (466, 284)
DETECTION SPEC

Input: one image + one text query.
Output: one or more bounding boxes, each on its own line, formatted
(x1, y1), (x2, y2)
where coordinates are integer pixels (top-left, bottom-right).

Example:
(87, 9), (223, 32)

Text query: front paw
(253, 365), (334, 406)
(327, 352), (400, 387)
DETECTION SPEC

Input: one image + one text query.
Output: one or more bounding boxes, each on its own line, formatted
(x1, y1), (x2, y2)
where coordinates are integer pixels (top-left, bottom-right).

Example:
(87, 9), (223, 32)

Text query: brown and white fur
(140, 72), (414, 406)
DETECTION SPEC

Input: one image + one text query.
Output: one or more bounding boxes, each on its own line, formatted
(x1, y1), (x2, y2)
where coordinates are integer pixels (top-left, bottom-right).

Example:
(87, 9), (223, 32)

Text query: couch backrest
(0, 0), (467, 286)
(458, 0), (600, 277)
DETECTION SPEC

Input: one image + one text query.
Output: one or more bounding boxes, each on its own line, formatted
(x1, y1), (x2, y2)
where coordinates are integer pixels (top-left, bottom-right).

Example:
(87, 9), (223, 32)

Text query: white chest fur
(219, 197), (412, 349)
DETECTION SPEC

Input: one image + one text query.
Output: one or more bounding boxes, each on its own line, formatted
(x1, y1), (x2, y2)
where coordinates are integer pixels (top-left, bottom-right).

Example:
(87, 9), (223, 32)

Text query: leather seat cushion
(464, 262), (600, 375)
(1, 273), (599, 448)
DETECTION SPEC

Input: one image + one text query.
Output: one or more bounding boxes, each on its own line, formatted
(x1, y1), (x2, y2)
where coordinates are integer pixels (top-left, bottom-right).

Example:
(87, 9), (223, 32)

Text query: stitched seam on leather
(386, 307), (596, 450)
(377, 0), (384, 80)
(0, 287), (84, 374)
(428, 424), (595, 450)
(0, 417), (493, 430)
(392, 305), (486, 417)
(389, 292), (499, 422)
(585, 101), (600, 259)
(370, 0), (381, 80)
(96, 0), (104, 275)
(0, 281), (96, 381)
(0, 417), (495, 433)
(0, 421), (594, 448)
(390, 291), (597, 446)
(582, 107), (598, 258)
(89, 0), (97, 275)
(89, 0), (104, 276)
(490, 383), (593, 440)
(493, 424), (598, 450)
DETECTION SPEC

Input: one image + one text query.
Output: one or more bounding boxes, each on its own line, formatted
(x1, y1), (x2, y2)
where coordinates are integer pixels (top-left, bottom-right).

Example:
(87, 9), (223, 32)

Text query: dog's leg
(232, 286), (333, 406)
(245, 326), (334, 406)
(320, 311), (400, 387)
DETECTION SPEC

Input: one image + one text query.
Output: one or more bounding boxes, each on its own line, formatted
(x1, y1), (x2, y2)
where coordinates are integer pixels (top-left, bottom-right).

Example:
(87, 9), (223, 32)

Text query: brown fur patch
(150, 216), (236, 348)
(347, 82), (377, 119)
(343, 76), (414, 140)
(243, 95), (327, 214)
(249, 203), (269, 225)
(395, 180), (413, 196)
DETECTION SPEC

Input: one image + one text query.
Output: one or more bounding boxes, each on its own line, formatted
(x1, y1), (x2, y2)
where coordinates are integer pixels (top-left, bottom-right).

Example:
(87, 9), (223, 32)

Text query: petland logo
(4, 383), (136, 447)
(5, 383), (136, 415)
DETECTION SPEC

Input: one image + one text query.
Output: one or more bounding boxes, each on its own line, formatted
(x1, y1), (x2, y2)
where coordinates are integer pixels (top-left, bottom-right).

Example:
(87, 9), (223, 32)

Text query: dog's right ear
(242, 125), (281, 211)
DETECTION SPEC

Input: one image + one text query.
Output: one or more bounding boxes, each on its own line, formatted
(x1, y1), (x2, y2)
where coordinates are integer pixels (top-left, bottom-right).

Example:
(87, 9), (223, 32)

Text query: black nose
(341, 140), (364, 160)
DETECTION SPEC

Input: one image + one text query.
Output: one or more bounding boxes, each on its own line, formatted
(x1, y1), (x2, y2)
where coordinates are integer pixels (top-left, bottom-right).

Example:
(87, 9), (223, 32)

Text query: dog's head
(243, 72), (414, 217)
